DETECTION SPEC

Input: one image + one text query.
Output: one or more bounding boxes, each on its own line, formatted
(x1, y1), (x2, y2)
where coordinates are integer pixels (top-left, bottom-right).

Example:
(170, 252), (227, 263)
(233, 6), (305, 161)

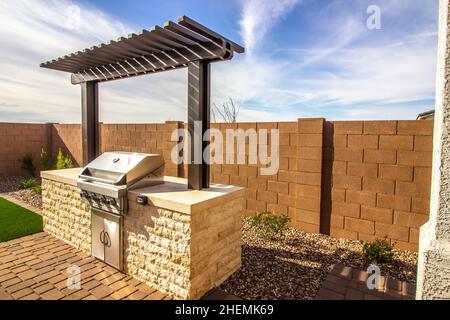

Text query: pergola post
(81, 81), (99, 166)
(187, 60), (210, 190)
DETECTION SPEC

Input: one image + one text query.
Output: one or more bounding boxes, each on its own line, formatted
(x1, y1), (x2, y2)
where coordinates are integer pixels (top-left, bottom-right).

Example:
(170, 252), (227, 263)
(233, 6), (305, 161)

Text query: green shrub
(20, 179), (39, 189)
(32, 185), (42, 195)
(363, 238), (395, 265)
(40, 148), (53, 170)
(18, 153), (36, 176)
(56, 148), (73, 170)
(249, 211), (290, 240)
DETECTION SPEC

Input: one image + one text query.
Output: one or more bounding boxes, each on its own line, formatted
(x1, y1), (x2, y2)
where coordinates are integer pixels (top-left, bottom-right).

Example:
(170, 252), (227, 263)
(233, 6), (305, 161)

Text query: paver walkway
(315, 264), (415, 300)
(0, 232), (170, 300)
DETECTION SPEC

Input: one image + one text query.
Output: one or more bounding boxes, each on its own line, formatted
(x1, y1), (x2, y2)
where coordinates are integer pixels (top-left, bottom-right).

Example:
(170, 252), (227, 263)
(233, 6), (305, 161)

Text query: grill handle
(79, 173), (126, 186)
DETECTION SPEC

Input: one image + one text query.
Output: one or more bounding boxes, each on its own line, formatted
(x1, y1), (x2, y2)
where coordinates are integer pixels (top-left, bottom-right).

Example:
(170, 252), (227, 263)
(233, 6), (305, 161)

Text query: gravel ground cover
(220, 218), (418, 300)
(0, 176), (42, 209)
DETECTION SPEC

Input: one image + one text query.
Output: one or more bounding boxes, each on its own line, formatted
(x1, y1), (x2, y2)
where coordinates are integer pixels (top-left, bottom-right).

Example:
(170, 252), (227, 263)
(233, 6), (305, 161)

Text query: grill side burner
(77, 151), (164, 270)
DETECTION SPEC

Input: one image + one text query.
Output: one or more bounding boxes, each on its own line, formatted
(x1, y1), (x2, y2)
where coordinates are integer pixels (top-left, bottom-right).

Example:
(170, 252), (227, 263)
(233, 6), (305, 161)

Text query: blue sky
(0, 0), (439, 123)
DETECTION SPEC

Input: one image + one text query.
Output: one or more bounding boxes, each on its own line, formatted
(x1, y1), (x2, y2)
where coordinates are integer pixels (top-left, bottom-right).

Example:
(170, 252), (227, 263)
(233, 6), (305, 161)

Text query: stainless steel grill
(77, 151), (164, 270)
(77, 152), (164, 214)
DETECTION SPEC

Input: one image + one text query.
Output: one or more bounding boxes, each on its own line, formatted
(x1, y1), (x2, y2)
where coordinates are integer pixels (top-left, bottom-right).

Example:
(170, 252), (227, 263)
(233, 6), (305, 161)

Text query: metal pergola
(41, 16), (244, 190)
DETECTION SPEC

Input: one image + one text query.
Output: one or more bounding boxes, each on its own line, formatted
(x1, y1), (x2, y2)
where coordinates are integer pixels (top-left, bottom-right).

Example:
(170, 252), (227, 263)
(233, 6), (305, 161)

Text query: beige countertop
(41, 168), (244, 214)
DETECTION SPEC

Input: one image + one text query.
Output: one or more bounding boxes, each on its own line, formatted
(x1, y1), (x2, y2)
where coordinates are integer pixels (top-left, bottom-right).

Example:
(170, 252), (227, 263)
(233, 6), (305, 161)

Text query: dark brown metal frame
(40, 16), (243, 190)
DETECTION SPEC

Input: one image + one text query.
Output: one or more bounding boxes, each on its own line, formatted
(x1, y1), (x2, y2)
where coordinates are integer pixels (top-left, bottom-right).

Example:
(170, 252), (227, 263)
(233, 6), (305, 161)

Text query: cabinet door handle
(104, 231), (111, 247)
(100, 230), (105, 245)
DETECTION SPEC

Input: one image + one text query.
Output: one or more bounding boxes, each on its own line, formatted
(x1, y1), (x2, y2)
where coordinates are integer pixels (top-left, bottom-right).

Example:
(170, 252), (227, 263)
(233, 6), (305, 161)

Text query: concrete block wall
(0, 119), (434, 251)
(0, 123), (50, 176)
(323, 120), (433, 251)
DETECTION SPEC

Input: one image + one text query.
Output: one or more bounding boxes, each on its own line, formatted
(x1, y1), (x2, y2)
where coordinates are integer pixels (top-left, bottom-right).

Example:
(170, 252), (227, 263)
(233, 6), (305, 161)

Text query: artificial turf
(0, 197), (43, 242)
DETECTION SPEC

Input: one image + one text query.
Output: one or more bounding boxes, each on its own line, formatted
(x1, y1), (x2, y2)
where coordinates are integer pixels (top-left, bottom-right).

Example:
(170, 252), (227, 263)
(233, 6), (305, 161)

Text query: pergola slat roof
(40, 15), (244, 84)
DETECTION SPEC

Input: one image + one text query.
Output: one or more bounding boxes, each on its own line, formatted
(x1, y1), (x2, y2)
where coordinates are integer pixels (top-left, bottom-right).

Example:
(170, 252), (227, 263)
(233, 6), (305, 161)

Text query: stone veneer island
(41, 168), (244, 300)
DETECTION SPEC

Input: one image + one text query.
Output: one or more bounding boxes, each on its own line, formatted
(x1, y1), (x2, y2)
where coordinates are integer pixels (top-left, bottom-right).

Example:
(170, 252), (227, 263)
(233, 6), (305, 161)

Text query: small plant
(32, 185), (42, 195)
(20, 179), (39, 189)
(56, 148), (73, 170)
(40, 148), (53, 170)
(363, 237), (395, 265)
(18, 153), (36, 176)
(249, 211), (290, 240)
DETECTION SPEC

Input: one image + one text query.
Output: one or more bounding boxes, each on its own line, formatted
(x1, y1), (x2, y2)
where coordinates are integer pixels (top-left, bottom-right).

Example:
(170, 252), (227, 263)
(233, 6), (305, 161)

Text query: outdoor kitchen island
(40, 168), (245, 300)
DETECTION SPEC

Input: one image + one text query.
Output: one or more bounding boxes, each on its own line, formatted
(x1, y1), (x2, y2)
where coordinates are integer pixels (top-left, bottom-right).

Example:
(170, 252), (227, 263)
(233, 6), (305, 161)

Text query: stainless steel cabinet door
(103, 212), (122, 270)
(91, 210), (105, 261)
(91, 209), (123, 270)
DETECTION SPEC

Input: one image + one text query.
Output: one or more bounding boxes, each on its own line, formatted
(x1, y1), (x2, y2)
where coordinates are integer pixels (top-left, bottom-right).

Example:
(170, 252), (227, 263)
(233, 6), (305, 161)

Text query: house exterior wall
(416, 0), (450, 300)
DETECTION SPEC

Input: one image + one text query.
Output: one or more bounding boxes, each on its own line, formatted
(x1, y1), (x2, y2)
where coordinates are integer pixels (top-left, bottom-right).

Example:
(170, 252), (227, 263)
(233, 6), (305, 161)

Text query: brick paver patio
(0, 232), (170, 300)
(315, 264), (415, 300)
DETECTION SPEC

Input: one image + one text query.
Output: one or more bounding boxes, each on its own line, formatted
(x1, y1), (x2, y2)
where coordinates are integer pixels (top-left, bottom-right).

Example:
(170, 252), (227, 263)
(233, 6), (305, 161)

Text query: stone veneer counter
(41, 168), (245, 299)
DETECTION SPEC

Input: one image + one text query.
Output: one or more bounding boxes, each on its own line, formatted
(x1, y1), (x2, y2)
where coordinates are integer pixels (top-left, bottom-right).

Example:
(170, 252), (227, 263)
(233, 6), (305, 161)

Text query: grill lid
(79, 152), (164, 186)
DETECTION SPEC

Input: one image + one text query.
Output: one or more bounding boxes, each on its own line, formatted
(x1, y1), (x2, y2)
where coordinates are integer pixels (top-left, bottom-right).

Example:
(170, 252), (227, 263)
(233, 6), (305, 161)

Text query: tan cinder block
(347, 162), (378, 178)
(331, 201), (360, 218)
(393, 211), (429, 228)
(297, 147), (322, 160)
(334, 148), (363, 162)
(330, 227), (358, 240)
(374, 222), (409, 242)
(330, 214), (344, 228)
(278, 122), (297, 133)
(332, 175), (362, 191)
(295, 221), (320, 233)
(414, 167), (432, 183)
(414, 135), (433, 151)
(257, 190), (277, 203)
(246, 199), (266, 212)
(345, 190), (376, 206)
(377, 194), (411, 212)
(297, 172), (321, 186)
(379, 135), (414, 150)
(363, 121), (397, 135)
(297, 118), (324, 134)
(41, 179), (91, 253)
(397, 120), (433, 135)
(333, 134), (348, 147)
(345, 217), (375, 234)
(296, 209), (320, 225)
(395, 181), (431, 197)
(364, 149), (397, 164)
(334, 121), (363, 134)
(248, 177), (267, 190)
(297, 134), (323, 147)
(379, 165), (413, 182)
(267, 203), (288, 215)
(297, 196), (321, 211)
(409, 228), (420, 244)
(297, 159), (322, 173)
(267, 180), (289, 194)
(363, 177), (395, 194)
(331, 189), (346, 202)
(347, 135), (378, 149)
(361, 205), (393, 224)
(412, 197), (430, 214)
(397, 150), (432, 167)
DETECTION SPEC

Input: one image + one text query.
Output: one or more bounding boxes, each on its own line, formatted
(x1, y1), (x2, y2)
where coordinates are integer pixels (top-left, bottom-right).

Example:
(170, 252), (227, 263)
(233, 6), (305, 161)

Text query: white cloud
(239, 0), (300, 56)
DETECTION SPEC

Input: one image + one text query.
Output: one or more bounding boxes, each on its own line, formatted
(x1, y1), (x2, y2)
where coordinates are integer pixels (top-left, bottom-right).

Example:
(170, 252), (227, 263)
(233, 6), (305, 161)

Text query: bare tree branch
(212, 97), (240, 123)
